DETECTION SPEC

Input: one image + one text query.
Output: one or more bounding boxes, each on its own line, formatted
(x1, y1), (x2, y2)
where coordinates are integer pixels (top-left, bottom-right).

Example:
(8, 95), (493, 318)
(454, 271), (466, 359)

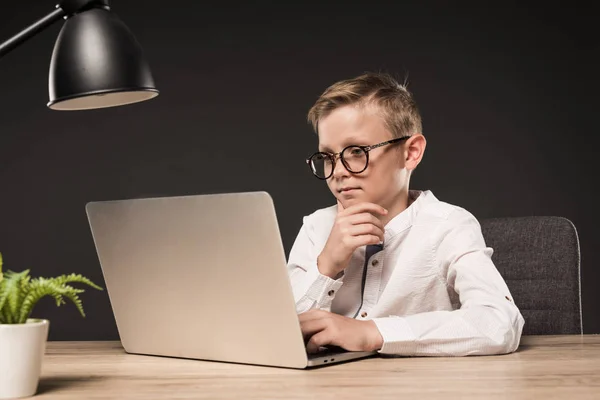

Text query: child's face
(317, 104), (411, 210)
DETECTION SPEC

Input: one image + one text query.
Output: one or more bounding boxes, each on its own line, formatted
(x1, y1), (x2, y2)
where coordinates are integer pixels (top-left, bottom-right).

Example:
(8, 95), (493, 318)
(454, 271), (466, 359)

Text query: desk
(37, 335), (599, 399)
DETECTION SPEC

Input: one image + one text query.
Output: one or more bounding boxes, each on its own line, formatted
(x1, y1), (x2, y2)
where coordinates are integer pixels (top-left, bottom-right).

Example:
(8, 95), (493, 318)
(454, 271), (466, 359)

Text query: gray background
(0, 1), (597, 339)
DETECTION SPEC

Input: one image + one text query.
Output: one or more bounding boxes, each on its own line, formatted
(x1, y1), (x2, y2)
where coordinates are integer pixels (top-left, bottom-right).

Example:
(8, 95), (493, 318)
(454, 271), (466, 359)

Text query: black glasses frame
(306, 136), (411, 180)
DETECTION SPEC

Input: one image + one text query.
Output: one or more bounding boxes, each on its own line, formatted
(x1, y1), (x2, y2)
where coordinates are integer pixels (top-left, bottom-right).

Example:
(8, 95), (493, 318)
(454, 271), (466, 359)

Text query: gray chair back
(480, 216), (582, 335)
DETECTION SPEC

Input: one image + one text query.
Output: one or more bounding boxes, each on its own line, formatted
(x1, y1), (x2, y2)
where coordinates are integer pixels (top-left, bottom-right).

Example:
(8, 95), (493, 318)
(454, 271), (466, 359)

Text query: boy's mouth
(339, 187), (360, 193)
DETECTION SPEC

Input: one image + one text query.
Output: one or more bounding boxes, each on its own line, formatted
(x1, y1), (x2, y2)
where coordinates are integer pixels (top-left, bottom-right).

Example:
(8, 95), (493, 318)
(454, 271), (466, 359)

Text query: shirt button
(328, 290), (335, 296)
(360, 311), (368, 318)
(372, 259), (379, 267)
(505, 296), (512, 302)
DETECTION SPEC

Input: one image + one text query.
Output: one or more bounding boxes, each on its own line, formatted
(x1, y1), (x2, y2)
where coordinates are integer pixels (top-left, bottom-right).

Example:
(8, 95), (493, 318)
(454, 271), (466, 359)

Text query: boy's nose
(332, 157), (350, 179)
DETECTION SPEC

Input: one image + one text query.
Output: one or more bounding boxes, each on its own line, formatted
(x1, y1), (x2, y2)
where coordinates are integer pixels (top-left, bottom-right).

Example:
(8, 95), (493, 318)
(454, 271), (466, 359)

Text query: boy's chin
(337, 193), (384, 209)
(337, 197), (362, 208)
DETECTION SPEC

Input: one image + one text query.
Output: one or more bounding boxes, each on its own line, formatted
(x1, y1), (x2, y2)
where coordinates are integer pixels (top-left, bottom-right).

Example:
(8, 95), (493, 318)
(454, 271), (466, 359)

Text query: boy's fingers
(306, 331), (332, 353)
(346, 213), (385, 230)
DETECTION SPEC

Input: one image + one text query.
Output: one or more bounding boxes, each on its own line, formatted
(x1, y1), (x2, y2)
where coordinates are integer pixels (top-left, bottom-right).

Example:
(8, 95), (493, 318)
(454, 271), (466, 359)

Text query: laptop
(85, 191), (377, 369)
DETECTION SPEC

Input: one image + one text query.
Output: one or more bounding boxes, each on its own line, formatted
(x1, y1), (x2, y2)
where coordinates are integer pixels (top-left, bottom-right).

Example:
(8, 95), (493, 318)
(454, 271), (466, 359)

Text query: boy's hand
(299, 309), (384, 353)
(317, 201), (387, 278)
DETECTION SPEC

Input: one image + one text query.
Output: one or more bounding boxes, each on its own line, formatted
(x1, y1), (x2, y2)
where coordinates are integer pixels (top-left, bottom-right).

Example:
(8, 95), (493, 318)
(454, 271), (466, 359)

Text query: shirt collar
(383, 190), (437, 243)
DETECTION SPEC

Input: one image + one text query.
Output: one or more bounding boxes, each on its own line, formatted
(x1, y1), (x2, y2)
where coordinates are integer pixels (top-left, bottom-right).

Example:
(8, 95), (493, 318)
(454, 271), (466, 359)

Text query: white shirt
(287, 190), (525, 356)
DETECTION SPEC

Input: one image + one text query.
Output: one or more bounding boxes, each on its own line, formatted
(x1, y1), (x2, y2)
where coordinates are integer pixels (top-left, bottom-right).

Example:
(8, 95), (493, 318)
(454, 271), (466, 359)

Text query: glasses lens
(310, 153), (333, 179)
(342, 146), (368, 173)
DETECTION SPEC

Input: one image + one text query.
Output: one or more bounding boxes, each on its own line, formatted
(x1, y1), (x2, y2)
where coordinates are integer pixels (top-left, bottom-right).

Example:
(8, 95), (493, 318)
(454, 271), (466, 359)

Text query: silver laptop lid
(86, 191), (309, 369)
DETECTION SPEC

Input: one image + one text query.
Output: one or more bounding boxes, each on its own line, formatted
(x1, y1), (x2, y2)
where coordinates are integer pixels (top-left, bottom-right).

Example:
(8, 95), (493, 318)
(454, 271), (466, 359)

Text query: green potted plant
(0, 251), (103, 399)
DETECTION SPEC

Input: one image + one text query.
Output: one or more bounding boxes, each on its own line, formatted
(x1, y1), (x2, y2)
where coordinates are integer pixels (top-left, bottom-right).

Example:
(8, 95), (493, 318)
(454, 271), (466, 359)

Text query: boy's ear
(405, 134), (426, 171)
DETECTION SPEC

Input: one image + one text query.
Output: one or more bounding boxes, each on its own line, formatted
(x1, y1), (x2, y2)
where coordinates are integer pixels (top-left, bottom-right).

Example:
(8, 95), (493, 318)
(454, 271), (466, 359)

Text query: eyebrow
(319, 137), (367, 152)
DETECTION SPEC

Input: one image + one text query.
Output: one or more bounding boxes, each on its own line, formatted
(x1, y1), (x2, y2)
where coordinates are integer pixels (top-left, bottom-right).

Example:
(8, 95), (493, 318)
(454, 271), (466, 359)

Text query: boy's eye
(349, 147), (364, 156)
(314, 154), (333, 164)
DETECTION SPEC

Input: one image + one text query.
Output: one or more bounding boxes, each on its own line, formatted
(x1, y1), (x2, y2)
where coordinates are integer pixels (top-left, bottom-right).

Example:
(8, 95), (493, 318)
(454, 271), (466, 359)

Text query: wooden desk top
(37, 335), (599, 399)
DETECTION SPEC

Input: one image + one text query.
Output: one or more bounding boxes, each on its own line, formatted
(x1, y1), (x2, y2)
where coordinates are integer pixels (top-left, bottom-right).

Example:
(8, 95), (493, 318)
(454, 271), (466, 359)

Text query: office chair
(480, 216), (582, 334)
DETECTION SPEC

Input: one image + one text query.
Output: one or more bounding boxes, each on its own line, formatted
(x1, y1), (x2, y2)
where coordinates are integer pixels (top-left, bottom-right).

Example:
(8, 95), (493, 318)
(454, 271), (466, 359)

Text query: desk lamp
(0, 0), (159, 110)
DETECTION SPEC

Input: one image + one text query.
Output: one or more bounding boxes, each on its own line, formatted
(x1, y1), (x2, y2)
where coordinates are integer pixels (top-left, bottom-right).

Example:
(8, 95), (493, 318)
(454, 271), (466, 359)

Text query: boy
(287, 72), (524, 356)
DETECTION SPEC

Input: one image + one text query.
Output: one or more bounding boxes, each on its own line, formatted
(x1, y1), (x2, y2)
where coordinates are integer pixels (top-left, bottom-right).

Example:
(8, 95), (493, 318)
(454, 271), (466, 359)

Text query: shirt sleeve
(286, 217), (344, 314)
(372, 211), (525, 356)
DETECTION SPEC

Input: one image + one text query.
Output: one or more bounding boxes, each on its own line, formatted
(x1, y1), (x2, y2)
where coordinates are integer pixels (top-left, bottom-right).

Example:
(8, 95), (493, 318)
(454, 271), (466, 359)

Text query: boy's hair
(307, 72), (422, 139)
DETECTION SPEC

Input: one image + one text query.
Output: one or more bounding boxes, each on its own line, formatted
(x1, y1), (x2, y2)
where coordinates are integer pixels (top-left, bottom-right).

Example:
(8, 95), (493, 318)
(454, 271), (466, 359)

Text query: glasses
(306, 136), (410, 180)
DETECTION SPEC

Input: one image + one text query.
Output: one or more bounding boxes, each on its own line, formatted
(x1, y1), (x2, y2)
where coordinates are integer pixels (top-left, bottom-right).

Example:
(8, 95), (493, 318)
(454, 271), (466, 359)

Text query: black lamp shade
(47, 8), (158, 110)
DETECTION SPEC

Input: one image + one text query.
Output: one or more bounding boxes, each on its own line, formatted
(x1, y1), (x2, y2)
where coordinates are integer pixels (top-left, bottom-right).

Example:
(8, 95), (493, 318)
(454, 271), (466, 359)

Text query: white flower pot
(0, 319), (49, 399)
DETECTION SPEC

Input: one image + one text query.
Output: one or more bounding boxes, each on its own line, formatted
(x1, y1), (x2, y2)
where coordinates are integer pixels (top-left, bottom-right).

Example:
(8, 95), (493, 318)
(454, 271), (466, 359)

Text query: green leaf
(57, 286), (86, 319)
(0, 279), (5, 313)
(0, 307), (9, 324)
(0, 252), (103, 324)
(0, 270), (30, 323)
(52, 274), (103, 291)
(18, 279), (84, 323)
(17, 274), (101, 323)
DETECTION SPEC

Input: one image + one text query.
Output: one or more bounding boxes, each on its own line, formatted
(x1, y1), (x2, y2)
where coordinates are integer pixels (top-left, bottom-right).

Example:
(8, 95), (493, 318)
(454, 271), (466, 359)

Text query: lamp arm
(0, 8), (66, 58)
(0, 0), (110, 58)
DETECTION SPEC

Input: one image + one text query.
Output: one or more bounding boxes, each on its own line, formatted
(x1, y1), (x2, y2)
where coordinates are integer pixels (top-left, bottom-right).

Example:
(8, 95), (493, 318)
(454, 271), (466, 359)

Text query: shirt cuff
(301, 262), (344, 310)
(372, 316), (418, 355)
